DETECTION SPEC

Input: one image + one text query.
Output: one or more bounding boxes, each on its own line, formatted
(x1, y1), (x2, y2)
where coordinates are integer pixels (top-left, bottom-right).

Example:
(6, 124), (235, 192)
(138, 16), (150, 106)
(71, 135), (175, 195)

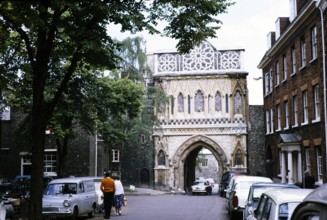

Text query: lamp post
(95, 133), (98, 177)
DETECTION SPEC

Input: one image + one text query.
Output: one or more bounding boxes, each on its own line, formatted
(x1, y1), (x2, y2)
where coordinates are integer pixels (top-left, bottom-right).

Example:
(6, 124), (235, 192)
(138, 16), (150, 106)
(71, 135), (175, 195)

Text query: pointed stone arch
(231, 141), (246, 169)
(172, 135), (228, 190)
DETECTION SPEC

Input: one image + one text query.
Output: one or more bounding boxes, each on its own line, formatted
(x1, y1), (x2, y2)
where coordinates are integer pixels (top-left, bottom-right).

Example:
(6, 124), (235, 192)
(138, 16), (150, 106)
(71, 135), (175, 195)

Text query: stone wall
(247, 105), (266, 176)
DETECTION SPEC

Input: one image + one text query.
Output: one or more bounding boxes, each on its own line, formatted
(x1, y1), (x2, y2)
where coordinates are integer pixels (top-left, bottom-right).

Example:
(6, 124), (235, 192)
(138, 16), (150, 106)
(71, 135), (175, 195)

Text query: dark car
(291, 183), (327, 220)
(219, 170), (247, 197)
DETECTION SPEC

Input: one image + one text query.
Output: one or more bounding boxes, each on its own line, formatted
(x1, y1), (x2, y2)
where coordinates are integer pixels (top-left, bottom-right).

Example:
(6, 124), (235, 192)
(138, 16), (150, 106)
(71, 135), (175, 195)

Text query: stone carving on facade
(155, 41), (242, 74)
(150, 41), (248, 190)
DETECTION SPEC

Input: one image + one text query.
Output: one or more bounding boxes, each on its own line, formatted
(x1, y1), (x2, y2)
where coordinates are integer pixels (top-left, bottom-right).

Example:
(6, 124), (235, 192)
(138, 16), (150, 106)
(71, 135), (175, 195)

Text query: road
(90, 192), (230, 220)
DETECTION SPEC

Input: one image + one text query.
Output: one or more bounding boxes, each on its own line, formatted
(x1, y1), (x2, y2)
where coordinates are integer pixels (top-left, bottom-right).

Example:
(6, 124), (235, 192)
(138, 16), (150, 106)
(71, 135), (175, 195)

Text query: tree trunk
(28, 107), (47, 220)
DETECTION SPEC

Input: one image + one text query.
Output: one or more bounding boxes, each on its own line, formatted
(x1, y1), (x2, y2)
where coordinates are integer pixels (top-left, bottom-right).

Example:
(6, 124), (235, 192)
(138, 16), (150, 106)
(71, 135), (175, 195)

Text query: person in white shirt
(113, 176), (125, 216)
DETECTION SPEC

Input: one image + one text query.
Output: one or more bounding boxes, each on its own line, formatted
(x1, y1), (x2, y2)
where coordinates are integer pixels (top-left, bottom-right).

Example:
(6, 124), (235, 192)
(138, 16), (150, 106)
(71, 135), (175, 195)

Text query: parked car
(42, 177), (98, 219)
(226, 175), (273, 220)
(244, 182), (299, 220)
(247, 188), (313, 220)
(190, 180), (212, 195)
(291, 183), (327, 220)
(92, 177), (103, 205)
(219, 171), (247, 197)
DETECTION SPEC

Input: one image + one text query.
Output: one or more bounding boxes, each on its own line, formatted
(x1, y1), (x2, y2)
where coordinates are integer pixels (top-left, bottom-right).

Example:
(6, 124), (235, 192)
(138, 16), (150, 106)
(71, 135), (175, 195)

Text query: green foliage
(0, 1), (234, 219)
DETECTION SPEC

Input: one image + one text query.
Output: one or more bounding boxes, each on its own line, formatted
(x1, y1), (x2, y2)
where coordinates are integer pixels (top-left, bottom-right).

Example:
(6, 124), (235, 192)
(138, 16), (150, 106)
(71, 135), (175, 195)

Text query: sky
(109, 0), (290, 105)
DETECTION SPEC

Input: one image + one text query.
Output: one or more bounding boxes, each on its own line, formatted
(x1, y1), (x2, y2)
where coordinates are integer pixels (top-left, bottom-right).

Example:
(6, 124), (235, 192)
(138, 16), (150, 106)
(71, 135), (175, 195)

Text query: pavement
(124, 186), (186, 196)
(124, 184), (219, 196)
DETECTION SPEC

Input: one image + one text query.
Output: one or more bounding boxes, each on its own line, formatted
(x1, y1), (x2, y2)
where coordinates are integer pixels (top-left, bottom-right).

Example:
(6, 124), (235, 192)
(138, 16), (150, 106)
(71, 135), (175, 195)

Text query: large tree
(0, 1), (234, 219)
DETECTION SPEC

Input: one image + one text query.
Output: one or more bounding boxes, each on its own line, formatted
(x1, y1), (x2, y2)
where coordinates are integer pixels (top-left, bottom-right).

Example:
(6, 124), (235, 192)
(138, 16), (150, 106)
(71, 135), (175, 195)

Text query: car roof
(232, 175), (273, 183)
(251, 182), (299, 188)
(263, 188), (313, 204)
(49, 177), (94, 184)
(301, 183), (327, 205)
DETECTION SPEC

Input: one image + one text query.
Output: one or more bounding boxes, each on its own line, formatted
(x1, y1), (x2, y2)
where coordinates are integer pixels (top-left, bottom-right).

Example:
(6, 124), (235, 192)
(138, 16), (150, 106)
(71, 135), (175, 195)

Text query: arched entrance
(140, 168), (150, 187)
(172, 135), (228, 191)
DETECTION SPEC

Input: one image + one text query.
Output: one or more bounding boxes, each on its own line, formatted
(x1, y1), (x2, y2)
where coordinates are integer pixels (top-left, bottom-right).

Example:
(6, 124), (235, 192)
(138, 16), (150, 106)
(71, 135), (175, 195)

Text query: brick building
(258, 0), (327, 186)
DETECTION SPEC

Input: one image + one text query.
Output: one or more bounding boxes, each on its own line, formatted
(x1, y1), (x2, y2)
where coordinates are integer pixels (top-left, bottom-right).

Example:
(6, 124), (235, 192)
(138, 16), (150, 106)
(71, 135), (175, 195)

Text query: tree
(0, 1), (234, 219)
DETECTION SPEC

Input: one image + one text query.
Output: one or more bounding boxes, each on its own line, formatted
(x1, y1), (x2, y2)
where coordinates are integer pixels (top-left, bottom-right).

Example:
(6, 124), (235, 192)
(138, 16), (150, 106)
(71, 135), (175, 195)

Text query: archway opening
(183, 146), (219, 190)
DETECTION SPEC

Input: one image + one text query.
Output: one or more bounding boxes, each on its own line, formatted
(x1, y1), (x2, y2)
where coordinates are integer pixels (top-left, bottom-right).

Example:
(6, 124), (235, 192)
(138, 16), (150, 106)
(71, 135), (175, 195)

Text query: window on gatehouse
(158, 150), (166, 166)
(234, 91), (242, 114)
(215, 91), (222, 111)
(234, 149), (243, 166)
(177, 93), (184, 112)
(194, 90), (204, 112)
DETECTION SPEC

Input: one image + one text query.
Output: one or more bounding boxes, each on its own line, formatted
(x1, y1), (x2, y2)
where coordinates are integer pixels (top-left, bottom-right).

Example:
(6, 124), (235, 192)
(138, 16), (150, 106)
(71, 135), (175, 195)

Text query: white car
(247, 188), (313, 220)
(226, 175), (273, 219)
(92, 177), (103, 205)
(42, 177), (98, 219)
(243, 182), (299, 220)
(190, 180), (212, 195)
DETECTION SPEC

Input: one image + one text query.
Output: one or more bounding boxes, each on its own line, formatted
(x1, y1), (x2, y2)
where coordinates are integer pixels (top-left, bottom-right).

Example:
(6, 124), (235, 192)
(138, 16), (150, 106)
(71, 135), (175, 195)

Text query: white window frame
(313, 85), (320, 122)
(265, 72), (269, 95)
(282, 54), (287, 81)
(311, 26), (317, 60)
(316, 148), (322, 183)
(270, 108), (274, 133)
(284, 101), (289, 129)
(275, 61), (280, 86)
(112, 149), (120, 162)
(283, 54), (287, 82)
(44, 150), (57, 174)
(269, 69), (273, 92)
(293, 96), (298, 127)
(266, 110), (270, 134)
(291, 47), (296, 74)
(302, 91), (308, 125)
(277, 104), (281, 131)
(301, 38), (306, 67)
(305, 148), (310, 172)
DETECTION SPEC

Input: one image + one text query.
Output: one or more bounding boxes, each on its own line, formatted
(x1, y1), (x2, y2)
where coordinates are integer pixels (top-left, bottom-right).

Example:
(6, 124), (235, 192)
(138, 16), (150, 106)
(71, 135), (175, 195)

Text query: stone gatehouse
(147, 41), (249, 191)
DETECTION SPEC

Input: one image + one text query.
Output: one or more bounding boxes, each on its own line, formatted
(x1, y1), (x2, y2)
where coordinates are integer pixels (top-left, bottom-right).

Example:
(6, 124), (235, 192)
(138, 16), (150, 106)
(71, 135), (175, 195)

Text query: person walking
(304, 170), (315, 189)
(100, 172), (115, 219)
(113, 176), (125, 216)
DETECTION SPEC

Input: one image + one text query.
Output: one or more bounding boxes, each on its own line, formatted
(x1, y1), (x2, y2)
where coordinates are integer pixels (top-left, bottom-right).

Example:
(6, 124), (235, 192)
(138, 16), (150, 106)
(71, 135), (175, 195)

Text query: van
(42, 177), (98, 219)
(218, 170), (247, 197)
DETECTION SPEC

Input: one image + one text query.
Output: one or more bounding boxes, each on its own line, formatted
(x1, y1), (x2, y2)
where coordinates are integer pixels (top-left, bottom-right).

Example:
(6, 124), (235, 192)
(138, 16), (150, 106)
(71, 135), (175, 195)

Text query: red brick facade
(258, 0), (327, 186)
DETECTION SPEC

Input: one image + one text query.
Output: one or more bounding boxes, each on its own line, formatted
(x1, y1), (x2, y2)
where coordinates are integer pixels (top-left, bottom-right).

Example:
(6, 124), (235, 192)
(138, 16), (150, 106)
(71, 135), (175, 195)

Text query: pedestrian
(113, 176), (125, 216)
(100, 172), (115, 219)
(304, 170), (315, 189)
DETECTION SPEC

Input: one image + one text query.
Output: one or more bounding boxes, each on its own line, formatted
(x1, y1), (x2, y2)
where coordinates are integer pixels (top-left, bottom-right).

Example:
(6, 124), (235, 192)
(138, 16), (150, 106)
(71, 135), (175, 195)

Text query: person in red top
(100, 172), (115, 219)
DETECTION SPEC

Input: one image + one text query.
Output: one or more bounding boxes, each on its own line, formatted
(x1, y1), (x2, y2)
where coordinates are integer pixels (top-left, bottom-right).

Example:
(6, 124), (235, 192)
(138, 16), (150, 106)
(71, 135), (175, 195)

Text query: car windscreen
(45, 183), (77, 195)
(253, 187), (286, 200)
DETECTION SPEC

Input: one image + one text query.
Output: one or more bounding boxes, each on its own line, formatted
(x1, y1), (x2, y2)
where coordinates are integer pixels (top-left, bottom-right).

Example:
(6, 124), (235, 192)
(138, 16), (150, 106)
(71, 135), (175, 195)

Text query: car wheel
(71, 206), (78, 220)
(192, 192), (195, 195)
(88, 203), (96, 217)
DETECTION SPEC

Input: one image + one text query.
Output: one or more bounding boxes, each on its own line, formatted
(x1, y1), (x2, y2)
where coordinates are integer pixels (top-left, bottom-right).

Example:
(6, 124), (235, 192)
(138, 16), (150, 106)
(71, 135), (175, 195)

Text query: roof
(264, 188), (313, 204)
(233, 175), (273, 184)
(302, 183), (327, 205)
(49, 177), (94, 184)
(251, 182), (299, 188)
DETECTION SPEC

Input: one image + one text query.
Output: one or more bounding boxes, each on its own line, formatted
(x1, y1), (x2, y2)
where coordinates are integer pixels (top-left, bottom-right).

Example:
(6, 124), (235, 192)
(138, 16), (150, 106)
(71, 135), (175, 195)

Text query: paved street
(90, 191), (230, 220)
